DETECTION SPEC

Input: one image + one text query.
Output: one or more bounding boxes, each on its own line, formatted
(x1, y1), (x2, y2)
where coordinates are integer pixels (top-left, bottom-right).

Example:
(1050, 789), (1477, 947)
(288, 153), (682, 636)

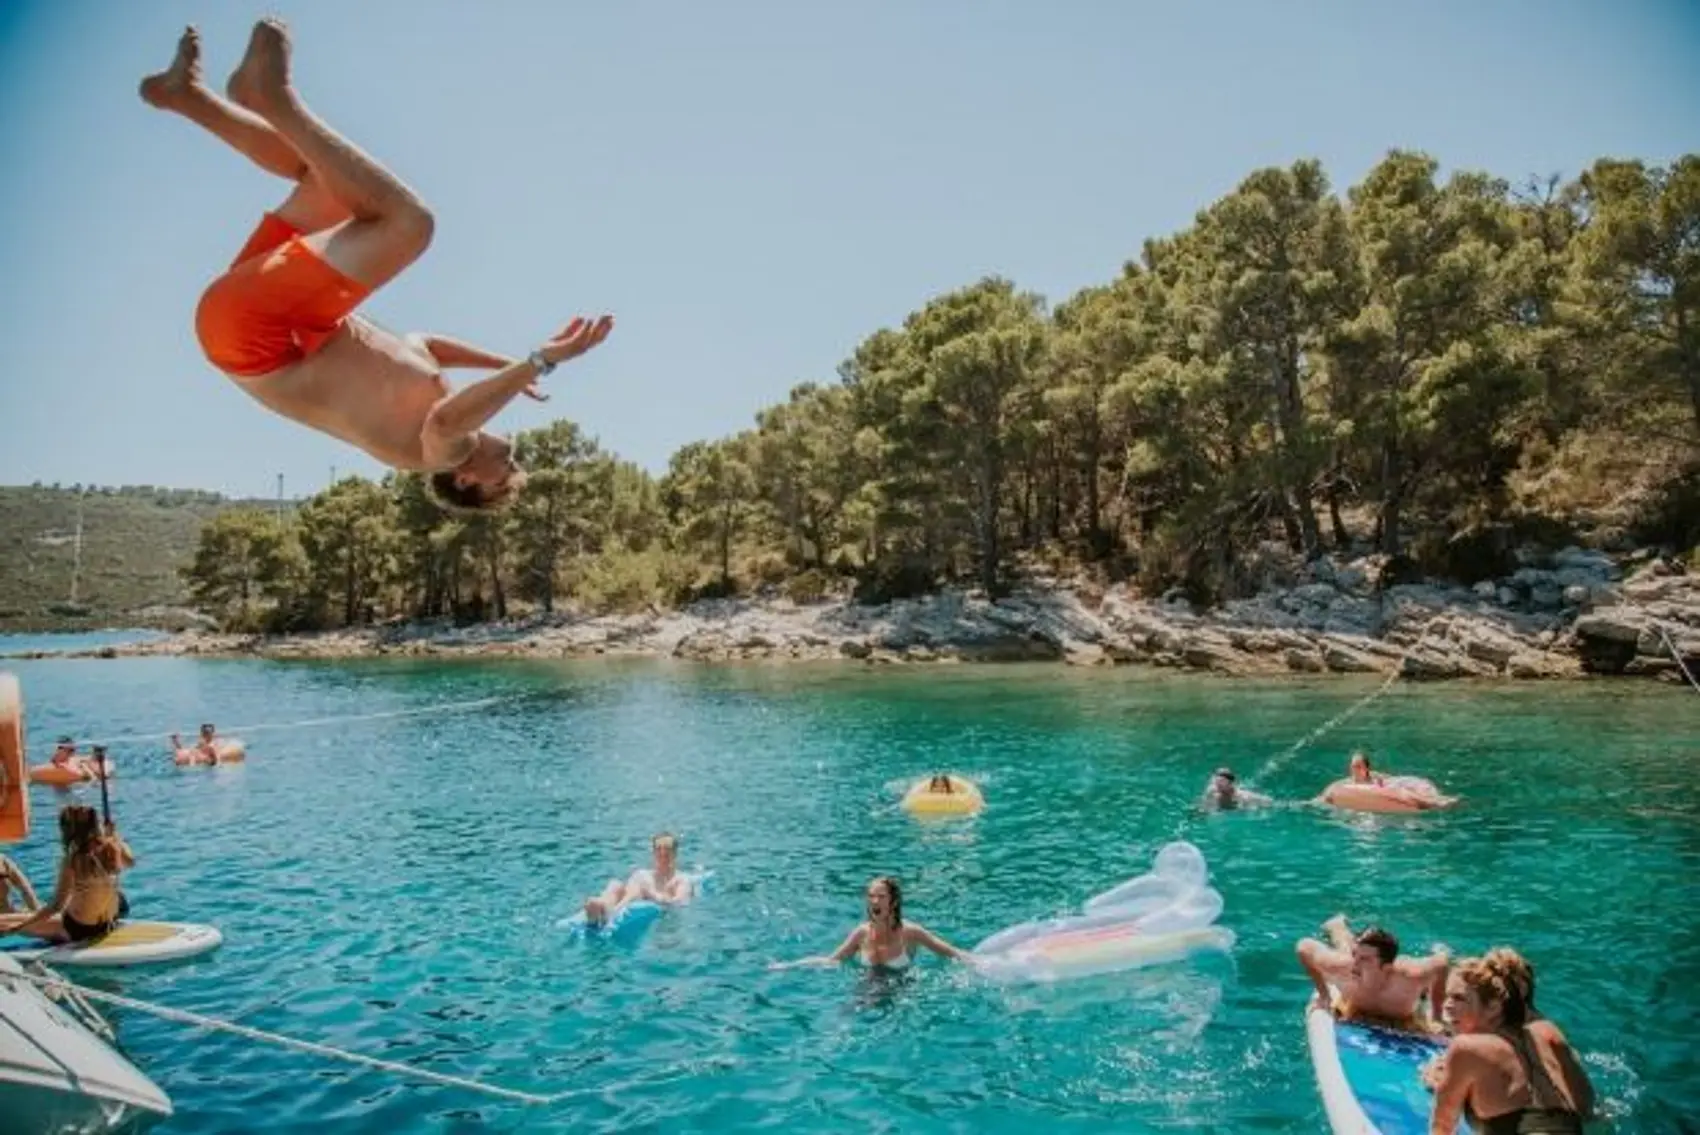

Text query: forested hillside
(0, 485), (284, 631)
(39, 150), (1700, 634)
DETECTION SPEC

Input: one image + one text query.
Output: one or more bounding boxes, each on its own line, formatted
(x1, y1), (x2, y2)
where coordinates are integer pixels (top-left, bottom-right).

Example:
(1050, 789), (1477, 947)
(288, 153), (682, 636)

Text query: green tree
(1186, 160), (1357, 557)
(1330, 151), (1524, 555)
(183, 508), (301, 627)
(1568, 156), (1700, 435)
(509, 420), (604, 612)
(296, 478), (400, 627)
(662, 438), (756, 592)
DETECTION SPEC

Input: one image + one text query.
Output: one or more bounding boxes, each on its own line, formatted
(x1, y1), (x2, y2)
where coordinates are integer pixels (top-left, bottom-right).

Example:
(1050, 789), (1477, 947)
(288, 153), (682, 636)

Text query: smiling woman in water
(770, 875), (972, 971)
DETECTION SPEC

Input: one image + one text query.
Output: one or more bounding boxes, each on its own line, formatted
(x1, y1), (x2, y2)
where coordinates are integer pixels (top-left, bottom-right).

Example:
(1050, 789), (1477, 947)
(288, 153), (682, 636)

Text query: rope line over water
(13, 966), (654, 1106)
(1245, 613), (1452, 789)
(1653, 621), (1700, 695)
(1169, 614), (1450, 842)
(72, 692), (542, 750)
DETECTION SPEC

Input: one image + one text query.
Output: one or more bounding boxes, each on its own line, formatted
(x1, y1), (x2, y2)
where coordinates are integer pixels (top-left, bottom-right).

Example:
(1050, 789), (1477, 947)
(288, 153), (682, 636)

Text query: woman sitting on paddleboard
(1427, 952), (1594, 1134)
(0, 805), (134, 943)
(770, 875), (970, 971)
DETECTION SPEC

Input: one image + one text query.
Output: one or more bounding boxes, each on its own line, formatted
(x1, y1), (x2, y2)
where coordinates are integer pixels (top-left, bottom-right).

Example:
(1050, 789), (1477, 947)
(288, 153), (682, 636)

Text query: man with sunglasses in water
(1297, 915), (1450, 1033)
(582, 833), (695, 927)
(140, 18), (614, 515)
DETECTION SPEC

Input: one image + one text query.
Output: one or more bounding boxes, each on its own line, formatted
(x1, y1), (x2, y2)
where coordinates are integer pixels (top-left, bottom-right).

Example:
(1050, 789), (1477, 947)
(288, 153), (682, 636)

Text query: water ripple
(0, 651), (1694, 1132)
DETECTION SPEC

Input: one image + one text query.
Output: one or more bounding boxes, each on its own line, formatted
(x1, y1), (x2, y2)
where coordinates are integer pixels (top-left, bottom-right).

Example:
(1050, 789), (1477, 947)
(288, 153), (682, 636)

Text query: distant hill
(0, 485), (286, 632)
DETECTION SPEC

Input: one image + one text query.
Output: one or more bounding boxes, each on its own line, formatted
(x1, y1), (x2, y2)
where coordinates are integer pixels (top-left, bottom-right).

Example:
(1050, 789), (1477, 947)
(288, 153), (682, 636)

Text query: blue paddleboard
(1306, 997), (1461, 1134)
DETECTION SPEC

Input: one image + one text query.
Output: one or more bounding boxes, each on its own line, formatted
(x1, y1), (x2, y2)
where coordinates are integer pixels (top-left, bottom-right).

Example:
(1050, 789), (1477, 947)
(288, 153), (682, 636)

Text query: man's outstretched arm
(415, 333), (515, 370)
(421, 315), (614, 457)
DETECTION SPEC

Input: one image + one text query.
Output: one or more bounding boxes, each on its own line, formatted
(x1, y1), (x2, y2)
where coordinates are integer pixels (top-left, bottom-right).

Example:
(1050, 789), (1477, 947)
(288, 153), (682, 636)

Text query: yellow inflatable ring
(901, 774), (984, 816)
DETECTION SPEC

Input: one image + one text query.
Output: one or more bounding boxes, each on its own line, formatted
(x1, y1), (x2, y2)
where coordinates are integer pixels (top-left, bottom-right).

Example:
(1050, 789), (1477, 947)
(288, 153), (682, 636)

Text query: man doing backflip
(141, 18), (613, 512)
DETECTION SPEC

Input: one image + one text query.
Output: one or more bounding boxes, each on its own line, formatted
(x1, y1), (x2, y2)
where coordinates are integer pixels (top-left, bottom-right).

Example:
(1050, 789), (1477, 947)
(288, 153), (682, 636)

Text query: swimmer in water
(1319, 750), (1457, 810)
(1296, 915), (1449, 1033)
(1426, 953), (1594, 1134)
(1347, 751), (1386, 785)
(140, 19), (614, 514)
(171, 724), (223, 765)
(927, 774), (954, 794)
(769, 875), (971, 970)
(48, 737), (78, 770)
(582, 832), (694, 926)
(1200, 767), (1271, 811)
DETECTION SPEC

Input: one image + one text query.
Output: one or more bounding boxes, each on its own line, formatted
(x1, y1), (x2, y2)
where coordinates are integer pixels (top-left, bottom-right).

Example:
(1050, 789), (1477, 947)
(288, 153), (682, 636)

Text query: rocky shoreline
(9, 548), (1698, 685)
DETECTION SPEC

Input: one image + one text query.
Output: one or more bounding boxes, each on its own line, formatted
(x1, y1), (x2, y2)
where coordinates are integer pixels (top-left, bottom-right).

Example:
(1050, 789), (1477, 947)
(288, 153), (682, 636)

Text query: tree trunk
(977, 442), (1003, 597)
(1275, 340), (1323, 558)
(489, 541), (506, 620)
(719, 502), (732, 588)
(1679, 307), (1700, 435)
(1377, 442), (1405, 557)
(1084, 409), (1104, 556)
(1327, 471), (1350, 549)
(342, 527), (357, 627)
(540, 498), (557, 614)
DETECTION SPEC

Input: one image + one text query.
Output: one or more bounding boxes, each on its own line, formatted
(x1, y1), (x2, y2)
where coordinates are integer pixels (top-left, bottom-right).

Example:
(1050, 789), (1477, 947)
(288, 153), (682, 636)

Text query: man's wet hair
(427, 471), (518, 515)
(1356, 926), (1399, 965)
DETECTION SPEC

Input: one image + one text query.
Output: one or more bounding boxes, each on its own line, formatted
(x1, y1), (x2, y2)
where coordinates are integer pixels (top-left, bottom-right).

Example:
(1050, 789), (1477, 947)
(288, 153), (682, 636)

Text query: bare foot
(583, 899), (608, 924)
(227, 16), (293, 115)
(139, 25), (203, 109)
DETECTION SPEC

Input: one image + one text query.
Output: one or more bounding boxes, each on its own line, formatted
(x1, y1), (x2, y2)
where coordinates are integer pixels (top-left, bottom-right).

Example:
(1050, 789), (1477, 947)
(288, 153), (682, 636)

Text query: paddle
(89, 743), (132, 927)
(91, 745), (112, 828)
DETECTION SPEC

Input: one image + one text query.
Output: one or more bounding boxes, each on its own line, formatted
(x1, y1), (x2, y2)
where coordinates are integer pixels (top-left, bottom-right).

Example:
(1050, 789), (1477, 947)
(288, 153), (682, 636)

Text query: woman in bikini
(770, 875), (971, 970)
(0, 805), (135, 944)
(1427, 953), (1594, 1134)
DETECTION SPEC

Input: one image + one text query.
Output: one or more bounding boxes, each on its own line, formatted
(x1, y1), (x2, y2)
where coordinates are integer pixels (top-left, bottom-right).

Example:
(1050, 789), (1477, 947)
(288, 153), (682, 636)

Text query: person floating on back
(140, 19), (614, 514)
(1296, 914), (1449, 1033)
(582, 833), (695, 927)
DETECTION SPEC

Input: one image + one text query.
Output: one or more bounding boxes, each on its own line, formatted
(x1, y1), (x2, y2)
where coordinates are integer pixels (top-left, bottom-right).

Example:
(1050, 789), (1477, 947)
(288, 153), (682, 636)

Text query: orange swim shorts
(194, 214), (371, 378)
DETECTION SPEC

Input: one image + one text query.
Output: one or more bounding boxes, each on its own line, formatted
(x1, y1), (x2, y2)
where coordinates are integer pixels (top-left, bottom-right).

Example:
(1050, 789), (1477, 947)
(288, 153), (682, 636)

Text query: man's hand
(540, 315), (615, 368)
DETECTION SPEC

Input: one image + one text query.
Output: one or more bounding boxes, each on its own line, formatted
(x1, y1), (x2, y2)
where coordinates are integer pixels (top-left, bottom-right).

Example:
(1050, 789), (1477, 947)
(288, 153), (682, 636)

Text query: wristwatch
(528, 349), (556, 375)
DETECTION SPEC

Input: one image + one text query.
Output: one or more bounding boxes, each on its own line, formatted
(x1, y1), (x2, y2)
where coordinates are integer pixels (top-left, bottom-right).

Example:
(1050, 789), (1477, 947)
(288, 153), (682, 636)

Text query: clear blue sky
(1, 1), (1695, 500)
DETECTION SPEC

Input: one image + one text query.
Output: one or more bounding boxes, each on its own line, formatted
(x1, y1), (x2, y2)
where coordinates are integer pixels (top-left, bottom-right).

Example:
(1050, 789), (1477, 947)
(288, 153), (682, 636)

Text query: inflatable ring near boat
(1306, 985), (1460, 1134)
(173, 740), (246, 767)
(1321, 776), (1456, 815)
(28, 760), (115, 787)
(0, 673), (28, 842)
(3, 921), (224, 968)
(901, 775), (984, 816)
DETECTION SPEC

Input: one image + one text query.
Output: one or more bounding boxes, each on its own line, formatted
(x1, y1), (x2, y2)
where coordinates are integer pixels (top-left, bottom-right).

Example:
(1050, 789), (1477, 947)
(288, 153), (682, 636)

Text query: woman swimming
(0, 805), (135, 943)
(770, 875), (971, 970)
(1426, 953), (1594, 1134)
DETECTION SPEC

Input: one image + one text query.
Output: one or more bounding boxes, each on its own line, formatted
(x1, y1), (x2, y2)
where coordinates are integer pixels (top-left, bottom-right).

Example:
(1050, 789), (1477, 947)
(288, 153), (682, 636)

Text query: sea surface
(2, 633), (1696, 1132)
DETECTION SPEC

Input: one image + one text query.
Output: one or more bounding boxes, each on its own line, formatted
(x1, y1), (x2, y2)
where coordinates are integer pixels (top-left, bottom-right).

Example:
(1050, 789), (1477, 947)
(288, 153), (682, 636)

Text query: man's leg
(143, 26), (351, 238)
(141, 26), (305, 181)
(584, 880), (628, 924)
(227, 18), (434, 292)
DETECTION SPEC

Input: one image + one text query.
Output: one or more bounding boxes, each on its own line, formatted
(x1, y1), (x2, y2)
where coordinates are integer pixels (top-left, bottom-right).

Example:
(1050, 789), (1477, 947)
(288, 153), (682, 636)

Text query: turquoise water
(0, 628), (168, 656)
(2, 638), (1697, 1132)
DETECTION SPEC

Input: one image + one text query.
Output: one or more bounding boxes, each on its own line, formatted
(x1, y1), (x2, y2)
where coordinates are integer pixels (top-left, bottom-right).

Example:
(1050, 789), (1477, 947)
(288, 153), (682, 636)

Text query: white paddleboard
(5, 920), (223, 968)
